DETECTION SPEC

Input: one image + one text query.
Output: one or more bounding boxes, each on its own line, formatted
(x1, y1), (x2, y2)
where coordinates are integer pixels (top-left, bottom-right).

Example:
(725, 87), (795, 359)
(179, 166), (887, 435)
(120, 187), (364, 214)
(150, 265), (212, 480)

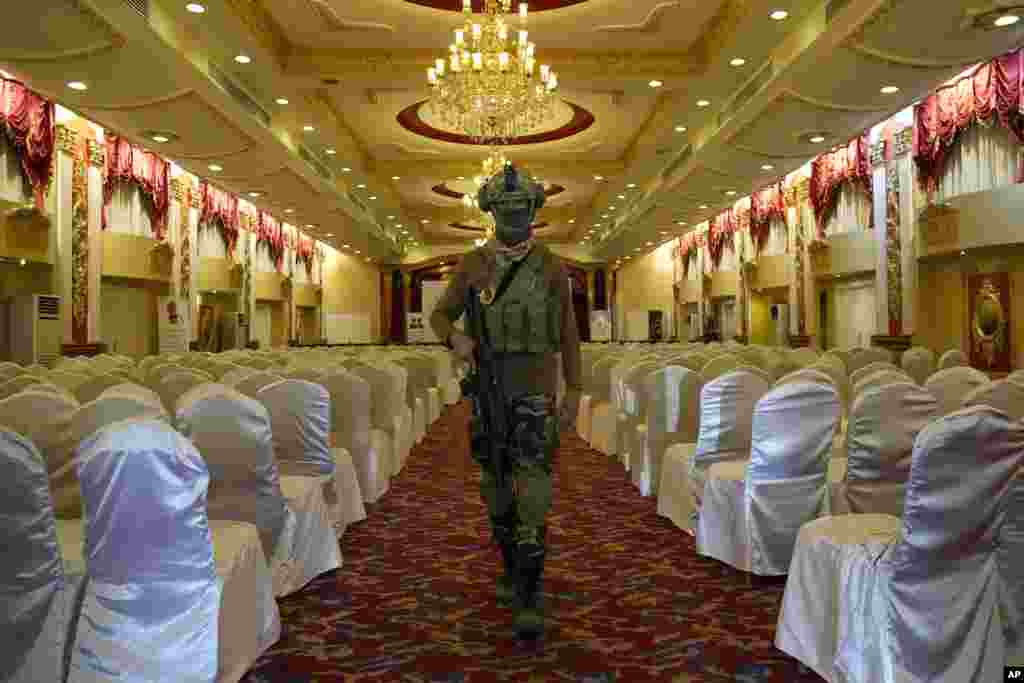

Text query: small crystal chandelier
(461, 148), (510, 240)
(427, 0), (559, 143)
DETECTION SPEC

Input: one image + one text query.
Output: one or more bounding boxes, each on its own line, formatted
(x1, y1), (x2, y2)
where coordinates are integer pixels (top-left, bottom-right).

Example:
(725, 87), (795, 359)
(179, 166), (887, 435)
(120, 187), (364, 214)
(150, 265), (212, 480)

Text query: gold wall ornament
(71, 148), (89, 344)
(170, 178), (185, 203)
(86, 139), (104, 168)
(968, 272), (1012, 372)
(885, 165), (903, 335)
(55, 125), (78, 155)
(918, 203), (959, 248)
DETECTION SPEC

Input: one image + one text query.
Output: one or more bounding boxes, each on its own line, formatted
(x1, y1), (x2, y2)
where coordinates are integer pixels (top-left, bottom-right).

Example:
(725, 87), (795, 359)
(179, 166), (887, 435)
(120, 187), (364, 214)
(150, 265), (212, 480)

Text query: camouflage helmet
(477, 163), (546, 216)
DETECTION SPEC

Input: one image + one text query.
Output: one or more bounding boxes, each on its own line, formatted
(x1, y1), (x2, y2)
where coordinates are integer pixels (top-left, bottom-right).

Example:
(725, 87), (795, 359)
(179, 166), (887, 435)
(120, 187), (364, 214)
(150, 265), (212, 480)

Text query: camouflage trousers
(469, 393), (557, 555)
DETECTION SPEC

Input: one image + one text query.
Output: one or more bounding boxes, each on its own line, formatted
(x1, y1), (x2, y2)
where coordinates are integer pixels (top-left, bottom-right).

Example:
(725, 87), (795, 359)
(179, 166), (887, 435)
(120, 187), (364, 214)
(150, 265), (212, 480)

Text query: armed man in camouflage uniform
(430, 163), (582, 639)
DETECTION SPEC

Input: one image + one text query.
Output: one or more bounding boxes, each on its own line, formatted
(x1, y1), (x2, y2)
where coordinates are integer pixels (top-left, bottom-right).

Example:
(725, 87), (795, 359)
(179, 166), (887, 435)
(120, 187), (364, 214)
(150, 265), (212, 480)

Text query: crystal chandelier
(427, 0), (559, 143)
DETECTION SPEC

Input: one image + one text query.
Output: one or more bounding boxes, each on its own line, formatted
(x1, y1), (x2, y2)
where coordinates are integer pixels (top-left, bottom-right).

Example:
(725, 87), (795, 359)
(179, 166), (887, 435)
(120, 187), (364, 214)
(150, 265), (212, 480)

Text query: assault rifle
(461, 285), (509, 499)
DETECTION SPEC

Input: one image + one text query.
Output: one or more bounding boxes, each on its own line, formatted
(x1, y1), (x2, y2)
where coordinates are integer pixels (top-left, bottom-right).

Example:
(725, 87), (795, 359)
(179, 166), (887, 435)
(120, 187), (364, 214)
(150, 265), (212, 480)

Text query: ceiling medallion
(449, 221), (548, 232)
(397, 100), (594, 145)
(426, 0), (560, 143)
(432, 181), (564, 200)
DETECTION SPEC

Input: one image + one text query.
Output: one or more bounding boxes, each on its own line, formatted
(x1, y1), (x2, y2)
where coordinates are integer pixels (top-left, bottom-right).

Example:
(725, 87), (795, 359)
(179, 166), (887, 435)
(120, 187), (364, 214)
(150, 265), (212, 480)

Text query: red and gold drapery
(0, 78), (55, 209)
(295, 234), (315, 277)
(257, 211), (286, 271)
(678, 231), (701, 278)
(103, 134), (170, 240)
(914, 47), (1024, 194)
(199, 181), (239, 255)
(750, 182), (786, 253)
(809, 133), (872, 239)
(707, 209), (738, 268)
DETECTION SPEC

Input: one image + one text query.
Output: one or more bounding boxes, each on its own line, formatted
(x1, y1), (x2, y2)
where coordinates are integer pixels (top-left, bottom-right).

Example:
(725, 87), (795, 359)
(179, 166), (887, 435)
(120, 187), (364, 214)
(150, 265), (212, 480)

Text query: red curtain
(750, 182), (786, 253)
(103, 134), (170, 239)
(914, 47), (1024, 193)
(809, 133), (872, 239)
(257, 211), (285, 271)
(295, 235), (315, 276)
(679, 232), (699, 278)
(0, 78), (55, 209)
(199, 181), (239, 255)
(707, 209), (737, 268)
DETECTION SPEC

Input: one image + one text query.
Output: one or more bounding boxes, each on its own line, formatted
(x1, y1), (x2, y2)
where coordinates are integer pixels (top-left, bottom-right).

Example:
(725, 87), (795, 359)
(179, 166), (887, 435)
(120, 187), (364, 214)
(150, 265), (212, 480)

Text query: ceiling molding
(847, 41), (977, 69)
(222, 0), (293, 68)
(396, 100), (596, 146)
(367, 159), (627, 178)
(593, 1), (681, 33)
(730, 143), (821, 160)
(74, 88), (195, 111)
(402, 0), (590, 12)
(307, 0), (396, 32)
(781, 88), (889, 113)
(1, 38), (124, 63)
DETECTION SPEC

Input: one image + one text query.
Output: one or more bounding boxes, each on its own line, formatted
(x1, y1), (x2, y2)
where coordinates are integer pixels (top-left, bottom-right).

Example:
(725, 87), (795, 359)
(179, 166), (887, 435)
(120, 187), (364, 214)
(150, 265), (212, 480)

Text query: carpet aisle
(243, 402), (825, 682)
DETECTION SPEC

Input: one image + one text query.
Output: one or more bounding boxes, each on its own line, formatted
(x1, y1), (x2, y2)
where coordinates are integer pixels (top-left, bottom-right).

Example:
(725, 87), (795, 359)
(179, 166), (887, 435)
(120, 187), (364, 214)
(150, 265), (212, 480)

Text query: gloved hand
(449, 330), (476, 364)
(560, 388), (582, 432)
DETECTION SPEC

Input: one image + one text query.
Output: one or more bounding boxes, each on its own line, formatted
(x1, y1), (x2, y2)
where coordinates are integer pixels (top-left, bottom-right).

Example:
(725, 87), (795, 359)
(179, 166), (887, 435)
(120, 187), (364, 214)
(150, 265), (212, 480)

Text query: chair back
(176, 386), (292, 559)
(700, 354), (741, 383)
(257, 379), (334, 476)
(746, 381), (840, 574)
(234, 371), (285, 399)
(0, 375), (46, 400)
(694, 370), (771, 468)
(849, 361), (901, 388)
(852, 369), (914, 399)
(70, 419), (220, 682)
(73, 374), (126, 405)
(843, 382), (936, 515)
(887, 407), (1024, 682)
(962, 380), (1024, 421)
(0, 390), (79, 473)
(643, 366), (701, 443)
(0, 429), (67, 682)
(924, 366), (990, 416)
(937, 348), (968, 370)
(901, 346), (936, 385)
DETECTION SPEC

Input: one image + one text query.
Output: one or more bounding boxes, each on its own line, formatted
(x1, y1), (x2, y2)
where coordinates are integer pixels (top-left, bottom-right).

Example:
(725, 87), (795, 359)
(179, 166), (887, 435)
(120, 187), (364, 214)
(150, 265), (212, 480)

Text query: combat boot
(512, 543), (545, 640)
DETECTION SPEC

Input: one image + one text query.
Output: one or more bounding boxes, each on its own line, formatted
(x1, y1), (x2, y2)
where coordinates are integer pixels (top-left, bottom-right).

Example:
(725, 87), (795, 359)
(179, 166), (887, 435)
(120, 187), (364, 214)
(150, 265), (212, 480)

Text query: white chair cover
(234, 371), (284, 399)
(698, 381), (839, 575)
(220, 367), (256, 387)
(848, 361), (901, 389)
(924, 365), (990, 416)
(847, 347), (893, 374)
(0, 389), (79, 474)
(962, 379), (1024, 421)
(901, 346), (935, 385)
(700, 354), (741, 383)
(937, 348), (969, 370)
(51, 395), (169, 518)
(0, 374), (45, 400)
(835, 382), (937, 516)
(68, 419), (222, 682)
(777, 406), (1024, 683)
(323, 370), (390, 504)
(99, 383), (164, 411)
(0, 429), (82, 683)
(257, 380), (366, 533)
(73, 374), (125, 405)
(851, 369), (913, 399)
(636, 366), (700, 497)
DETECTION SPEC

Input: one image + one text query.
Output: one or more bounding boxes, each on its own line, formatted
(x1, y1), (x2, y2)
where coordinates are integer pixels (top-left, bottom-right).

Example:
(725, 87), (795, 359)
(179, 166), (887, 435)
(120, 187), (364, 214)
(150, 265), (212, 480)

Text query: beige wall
(615, 241), (677, 339)
(322, 248), (381, 342)
(101, 278), (165, 359)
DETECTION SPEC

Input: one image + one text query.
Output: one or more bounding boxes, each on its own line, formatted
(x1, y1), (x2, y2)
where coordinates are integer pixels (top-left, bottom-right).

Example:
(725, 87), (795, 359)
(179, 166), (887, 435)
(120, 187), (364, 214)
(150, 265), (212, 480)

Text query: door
(254, 303), (272, 350)
(831, 278), (876, 350)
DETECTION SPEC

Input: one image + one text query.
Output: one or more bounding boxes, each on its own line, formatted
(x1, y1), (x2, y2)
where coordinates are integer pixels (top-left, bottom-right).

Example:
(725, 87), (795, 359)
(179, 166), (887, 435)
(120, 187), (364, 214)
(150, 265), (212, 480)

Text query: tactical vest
(483, 247), (562, 354)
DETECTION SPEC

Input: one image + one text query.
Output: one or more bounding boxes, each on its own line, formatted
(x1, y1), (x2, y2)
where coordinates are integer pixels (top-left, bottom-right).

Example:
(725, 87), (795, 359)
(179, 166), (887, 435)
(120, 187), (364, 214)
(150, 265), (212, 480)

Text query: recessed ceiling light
(341, 167), (352, 172)
(355, 250), (361, 254)
(609, 206), (616, 211)
(19, 258), (26, 266)
(369, 195), (377, 200)
(762, 164), (775, 171)
(356, 183), (366, 189)
(275, 97), (289, 105)
(593, 223), (602, 227)
(626, 183), (637, 188)
(730, 58), (746, 66)
(697, 99), (710, 107)
(995, 13), (1020, 26)
(634, 247), (642, 252)
(302, 125), (315, 132)
(594, 175), (604, 180)
(880, 85), (900, 94)
(325, 148), (337, 155)
(401, 230), (409, 234)
(770, 9), (789, 20)
(961, 250), (967, 255)
(326, 233), (334, 237)
(568, 218), (575, 223)
(151, 134), (170, 143)
(645, 241), (654, 246)
(601, 214), (609, 218)
(396, 224), (404, 228)
(387, 215), (395, 219)
(234, 55), (251, 64)
(67, 81), (88, 91)
(618, 194), (626, 199)
(392, 176), (401, 180)
(676, 220), (686, 226)
(456, 176), (466, 180)
(248, 192), (261, 198)
(624, 256), (631, 260)
(699, 204), (709, 209)
(649, 80), (663, 88)
(674, 125), (687, 132)
(725, 190), (737, 196)
(421, 219), (430, 224)
(809, 134), (826, 143)
(343, 243), (351, 248)
(208, 164), (222, 172)
(305, 224), (315, 228)
(185, 3), (205, 13)
(285, 208), (295, 213)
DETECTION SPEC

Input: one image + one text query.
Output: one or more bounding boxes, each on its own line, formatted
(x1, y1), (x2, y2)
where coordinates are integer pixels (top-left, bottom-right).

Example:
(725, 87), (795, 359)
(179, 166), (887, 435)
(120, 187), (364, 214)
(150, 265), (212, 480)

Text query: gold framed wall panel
(293, 283), (320, 308)
(254, 271), (285, 301)
(753, 254), (790, 290)
(101, 232), (172, 282)
(679, 280), (701, 304)
(0, 201), (52, 263)
(197, 258), (240, 292)
(710, 271), (738, 299)
(811, 231), (877, 278)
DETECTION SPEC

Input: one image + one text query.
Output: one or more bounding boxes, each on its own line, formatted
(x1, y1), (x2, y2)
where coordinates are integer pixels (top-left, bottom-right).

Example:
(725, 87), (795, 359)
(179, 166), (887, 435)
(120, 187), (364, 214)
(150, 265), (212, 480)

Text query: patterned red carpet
(242, 402), (825, 683)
